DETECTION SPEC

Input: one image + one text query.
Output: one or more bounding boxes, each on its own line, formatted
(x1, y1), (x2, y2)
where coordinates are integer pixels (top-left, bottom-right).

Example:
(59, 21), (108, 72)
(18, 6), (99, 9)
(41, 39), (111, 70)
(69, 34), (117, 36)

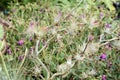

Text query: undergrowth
(0, 0), (120, 80)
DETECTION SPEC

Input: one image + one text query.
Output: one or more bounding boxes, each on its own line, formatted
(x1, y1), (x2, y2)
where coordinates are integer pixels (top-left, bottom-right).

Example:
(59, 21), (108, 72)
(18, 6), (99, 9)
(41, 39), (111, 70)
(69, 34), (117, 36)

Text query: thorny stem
(50, 72), (68, 80)
(100, 37), (119, 47)
(47, 0), (83, 29)
(100, 37), (118, 42)
(34, 0), (84, 79)
(35, 40), (39, 55)
(17, 48), (28, 74)
(82, 41), (90, 54)
(36, 36), (55, 55)
(81, 37), (119, 54)
(49, 60), (77, 80)
(0, 41), (10, 80)
(39, 74), (45, 80)
(34, 30), (57, 80)
(50, 64), (75, 80)
(36, 57), (50, 79)
(0, 51), (10, 80)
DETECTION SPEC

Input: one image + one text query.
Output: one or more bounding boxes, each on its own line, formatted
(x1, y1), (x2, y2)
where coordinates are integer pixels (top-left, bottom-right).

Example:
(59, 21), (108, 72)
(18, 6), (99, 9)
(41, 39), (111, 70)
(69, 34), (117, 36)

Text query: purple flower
(105, 43), (112, 50)
(54, 11), (62, 22)
(88, 35), (94, 41)
(29, 21), (35, 27)
(7, 48), (12, 55)
(105, 23), (111, 28)
(17, 40), (24, 46)
(100, 12), (104, 19)
(18, 55), (24, 61)
(107, 62), (112, 68)
(100, 53), (107, 60)
(26, 21), (36, 35)
(29, 37), (33, 41)
(40, 9), (45, 13)
(30, 47), (34, 51)
(102, 75), (106, 80)
(118, 32), (120, 36)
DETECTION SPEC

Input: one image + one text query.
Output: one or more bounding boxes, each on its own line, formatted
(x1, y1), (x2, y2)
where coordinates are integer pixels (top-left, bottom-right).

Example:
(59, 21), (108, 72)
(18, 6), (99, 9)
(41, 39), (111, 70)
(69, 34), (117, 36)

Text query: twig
(82, 41), (89, 54)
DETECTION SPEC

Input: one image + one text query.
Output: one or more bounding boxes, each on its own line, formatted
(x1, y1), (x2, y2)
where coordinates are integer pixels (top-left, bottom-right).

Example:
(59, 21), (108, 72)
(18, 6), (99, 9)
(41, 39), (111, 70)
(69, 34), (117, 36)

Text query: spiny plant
(0, 0), (120, 80)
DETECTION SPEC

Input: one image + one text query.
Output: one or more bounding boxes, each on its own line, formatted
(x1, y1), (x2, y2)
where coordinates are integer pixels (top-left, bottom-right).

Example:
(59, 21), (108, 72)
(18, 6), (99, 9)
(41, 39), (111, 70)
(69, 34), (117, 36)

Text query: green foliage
(0, 0), (10, 8)
(0, 0), (120, 80)
(102, 0), (116, 11)
(0, 25), (5, 52)
(0, 25), (4, 40)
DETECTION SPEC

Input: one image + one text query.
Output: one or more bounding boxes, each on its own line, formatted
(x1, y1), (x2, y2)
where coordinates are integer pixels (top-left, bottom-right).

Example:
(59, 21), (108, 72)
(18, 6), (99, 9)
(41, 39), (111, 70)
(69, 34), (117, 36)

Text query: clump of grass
(0, 0), (120, 80)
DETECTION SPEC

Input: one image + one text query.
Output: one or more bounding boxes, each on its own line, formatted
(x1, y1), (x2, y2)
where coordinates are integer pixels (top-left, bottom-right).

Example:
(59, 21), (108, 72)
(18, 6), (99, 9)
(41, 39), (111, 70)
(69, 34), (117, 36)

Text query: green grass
(0, 0), (120, 80)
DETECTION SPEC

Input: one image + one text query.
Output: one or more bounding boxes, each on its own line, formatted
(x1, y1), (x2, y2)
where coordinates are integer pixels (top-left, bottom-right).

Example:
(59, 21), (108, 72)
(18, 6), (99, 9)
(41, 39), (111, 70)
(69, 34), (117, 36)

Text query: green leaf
(102, 0), (115, 11)
(0, 24), (4, 40)
(0, 40), (5, 51)
(0, 24), (5, 52)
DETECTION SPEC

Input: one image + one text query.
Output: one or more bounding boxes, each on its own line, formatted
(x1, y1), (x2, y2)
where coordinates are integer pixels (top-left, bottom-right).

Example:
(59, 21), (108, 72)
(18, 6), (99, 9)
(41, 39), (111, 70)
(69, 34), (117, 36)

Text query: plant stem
(36, 57), (50, 79)
(0, 51), (10, 80)
(17, 48), (28, 74)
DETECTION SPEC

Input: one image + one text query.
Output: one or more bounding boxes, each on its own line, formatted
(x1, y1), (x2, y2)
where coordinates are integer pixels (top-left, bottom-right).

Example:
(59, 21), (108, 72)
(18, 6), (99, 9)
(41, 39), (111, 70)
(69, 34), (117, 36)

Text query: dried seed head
(112, 40), (120, 50)
(87, 69), (96, 76)
(80, 42), (100, 55)
(74, 53), (85, 61)
(82, 72), (88, 78)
